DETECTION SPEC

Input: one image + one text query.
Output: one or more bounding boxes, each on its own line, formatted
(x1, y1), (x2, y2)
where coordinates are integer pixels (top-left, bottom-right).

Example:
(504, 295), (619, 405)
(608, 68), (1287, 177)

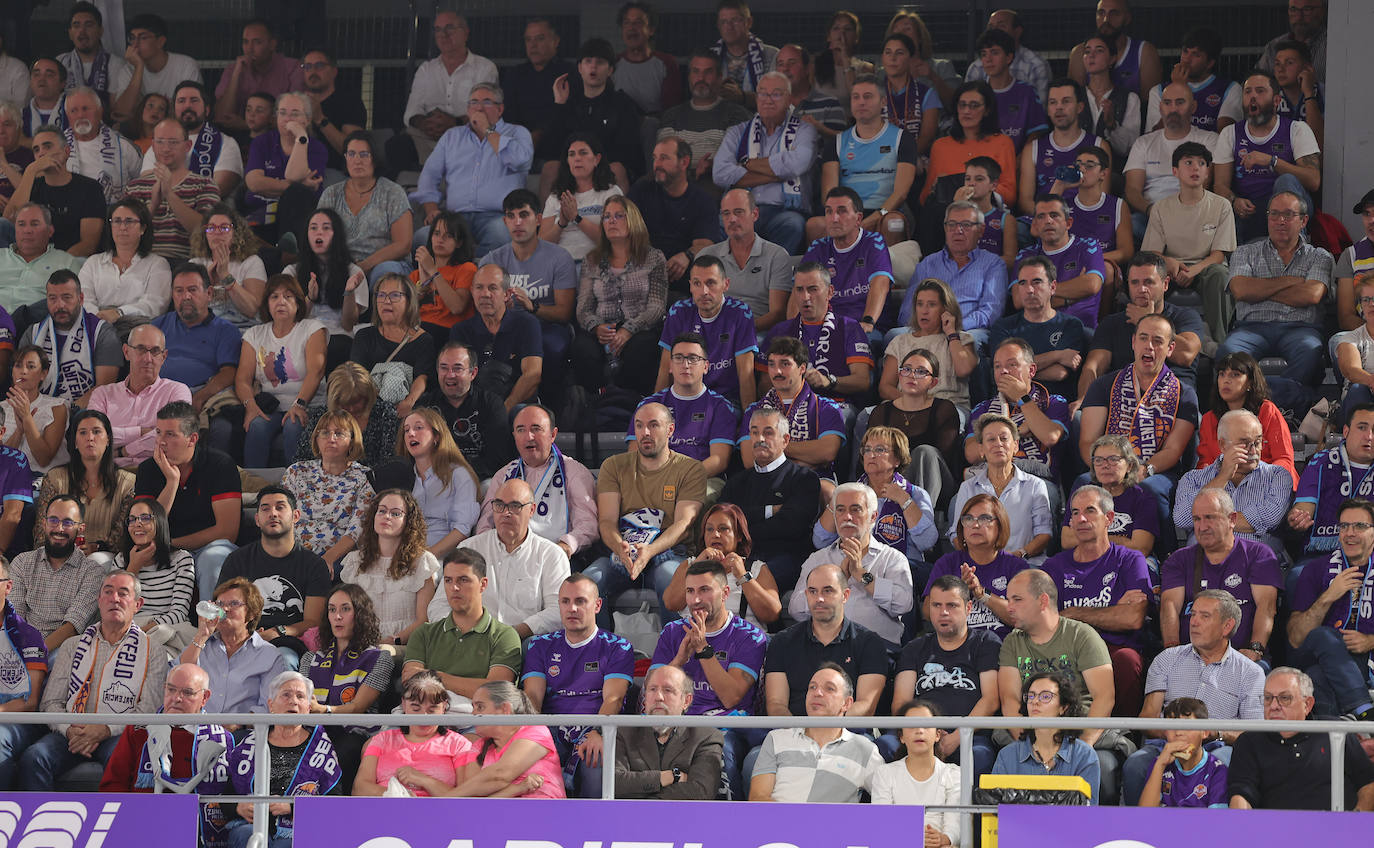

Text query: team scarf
(189, 122), (224, 180)
(64, 123), (128, 202)
(0, 601), (43, 703)
(504, 446), (571, 536)
(713, 34), (768, 89)
(24, 95), (67, 136)
(797, 311), (838, 376)
(1308, 446), (1374, 553)
(617, 507), (666, 561)
(33, 307), (105, 401)
(990, 380), (1055, 469)
(1104, 364), (1181, 464)
(134, 718), (232, 791)
(762, 380), (823, 443)
(65, 621), (151, 715)
(882, 77), (925, 136)
(305, 644), (379, 713)
(62, 50), (110, 95)
(859, 470), (912, 552)
(736, 108), (803, 209)
(229, 724), (340, 840)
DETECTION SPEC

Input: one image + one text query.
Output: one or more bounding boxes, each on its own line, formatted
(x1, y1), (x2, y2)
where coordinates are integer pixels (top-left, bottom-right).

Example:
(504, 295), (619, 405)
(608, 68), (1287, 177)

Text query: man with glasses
(656, 256), (757, 408)
(396, 11), (498, 170)
(449, 263), (543, 412)
(17, 269), (120, 407)
(1173, 409), (1293, 551)
(300, 48), (366, 178)
(412, 81), (532, 259)
(9, 496), (97, 654)
(89, 323), (189, 468)
(633, 333), (739, 484)
(1257, 0), (1327, 83)
(61, 87), (140, 205)
(125, 118), (219, 262)
(901, 200), (1008, 350)
(213, 19), (304, 132)
(137, 81), (242, 198)
(966, 337), (1071, 482)
(759, 263), (871, 411)
(1215, 191), (1332, 385)
(123, 14), (202, 101)
(418, 341), (515, 480)
(989, 256), (1088, 400)
(0, 554), (49, 789)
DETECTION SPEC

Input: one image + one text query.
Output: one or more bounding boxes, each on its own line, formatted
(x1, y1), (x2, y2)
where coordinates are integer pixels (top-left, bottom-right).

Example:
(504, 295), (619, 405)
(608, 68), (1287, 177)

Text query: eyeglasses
(44, 517), (80, 530)
(110, 216), (141, 227)
(898, 366), (932, 378)
(959, 514), (997, 526)
(203, 224), (233, 234)
(126, 513), (155, 525)
(344, 150), (372, 159)
(377, 508), (406, 520)
(128, 345), (166, 358)
(1266, 210), (1303, 220)
(1261, 692), (1299, 706)
(491, 499), (532, 515)
(1092, 455), (1126, 466)
(604, 212), (628, 223)
(435, 24), (465, 34)
(669, 353), (707, 365)
(375, 291), (407, 303)
(318, 428), (351, 441)
(1337, 521), (1374, 532)
(1359, 297), (1374, 306)
(164, 684), (204, 699)
(1230, 437), (1265, 451)
(467, 98), (500, 108)
(1025, 690), (1059, 704)
(276, 108), (307, 118)
(215, 599), (247, 610)
(299, 62), (331, 71)
(859, 446), (891, 457)
(943, 221), (978, 231)
(755, 90), (787, 100)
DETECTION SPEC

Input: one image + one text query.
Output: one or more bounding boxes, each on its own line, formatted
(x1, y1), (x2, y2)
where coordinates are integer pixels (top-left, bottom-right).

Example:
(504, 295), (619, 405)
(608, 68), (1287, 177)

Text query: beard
(45, 538), (76, 559)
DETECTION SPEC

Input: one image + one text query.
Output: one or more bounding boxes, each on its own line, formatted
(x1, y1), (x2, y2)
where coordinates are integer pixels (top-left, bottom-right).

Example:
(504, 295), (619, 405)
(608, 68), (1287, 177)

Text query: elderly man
(634, 333), (740, 481)
(800, 187), (893, 337)
(18, 269), (120, 406)
(300, 48), (366, 176)
(655, 257), (757, 407)
(213, 19), (304, 131)
(9, 495), (98, 654)
(523, 574), (634, 798)
(659, 50), (752, 181)
(1123, 83), (1219, 236)
(153, 264), (242, 414)
(140, 81), (242, 197)
(1122, 589), (1265, 805)
(437, 478), (570, 640)
(1229, 666), (1374, 810)
(1160, 489), (1281, 658)
(587, 401), (706, 627)
(1173, 409), (1294, 548)
(397, 11), (499, 169)
(1013, 194), (1106, 329)
(0, 553), (49, 789)
(60, 86), (140, 203)
(713, 70), (817, 254)
(1215, 191), (1332, 385)
(751, 664), (882, 803)
(616, 664), (724, 800)
(966, 337), (1071, 481)
(0, 203), (82, 317)
(1258, 0), (1327, 80)
(412, 82), (531, 259)
(478, 404), (597, 557)
(990, 256), (1089, 400)
(17, 570), (167, 790)
(402, 550), (521, 700)
(6, 125), (105, 256)
(58, 2), (137, 120)
(449, 264), (543, 412)
(698, 188), (792, 330)
(125, 118), (220, 262)
(739, 337), (845, 478)
(1286, 498), (1374, 722)
(123, 13), (203, 100)
(1289, 404), (1374, 560)
(419, 341), (516, 479)
(89, 323), (191, 467)
(711, 0), (778, 107)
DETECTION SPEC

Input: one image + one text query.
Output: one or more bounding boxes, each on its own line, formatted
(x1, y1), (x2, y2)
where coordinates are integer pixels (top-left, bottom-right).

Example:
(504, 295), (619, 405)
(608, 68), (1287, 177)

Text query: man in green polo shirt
(402, 549), (522, 700)
(0, 202), (81, 324)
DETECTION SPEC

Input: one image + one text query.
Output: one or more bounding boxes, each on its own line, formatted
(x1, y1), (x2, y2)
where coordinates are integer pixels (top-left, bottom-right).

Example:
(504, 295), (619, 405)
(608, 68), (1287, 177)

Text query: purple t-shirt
(801, 230), (894, 323)
(1017, 234), (1106, 329)
(1065, 191), (1125, 253)
(521, 628), (636, 715)
(1062, 483), (1160, 543)
(978, 207), (1013, 256)
(626, 387), (739, 463)
(243, 131), (329, 224)
(968, 383), (1071, 477)
(1189, 76), (1234, 133)
(0, 446), (33, 505)
(924, 550), (1029, 638)
(760, 313), (873, 382)
(1159, 537), (1283, 647)
(1041, 544), (1154, 649)
(1029, 132), (1103, 196)
(650, 614), (768, 715)
(659, 296), (758, 401)
(1294, 447), (1374, 555)
(1159, 752), (1229, 807)
(1291, 549), (1374, 636)
(1232, 116), (1296, 203)
(992, 79), (1047, 154)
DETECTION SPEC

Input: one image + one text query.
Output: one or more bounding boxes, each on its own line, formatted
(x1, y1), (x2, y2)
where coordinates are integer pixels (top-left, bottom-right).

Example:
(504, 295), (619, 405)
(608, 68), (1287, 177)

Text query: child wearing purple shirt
(1140, 699), (1230, 808)
(801, 230), (894, 324)
(992, 79), (1048, 155)
(1041, 544), (1154, 650)
(659, 296), (758, 403)
(1066, 190), (1126, 253)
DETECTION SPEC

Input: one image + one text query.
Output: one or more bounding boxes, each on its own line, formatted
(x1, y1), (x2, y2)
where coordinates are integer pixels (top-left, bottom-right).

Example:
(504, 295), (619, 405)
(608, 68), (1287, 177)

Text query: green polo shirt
(0, 246), (82, 312)
(408, 609), (522, 681)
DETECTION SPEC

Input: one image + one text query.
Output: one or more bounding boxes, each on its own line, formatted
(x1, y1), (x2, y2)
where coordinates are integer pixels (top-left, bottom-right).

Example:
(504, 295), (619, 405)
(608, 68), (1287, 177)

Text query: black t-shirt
(31, 173), (104, 251)
(626, 179), (720, 262)
(895, 629), (1002, 717)
(763, 618), (890, 716)
(1089, 302), (1206, 387)
(418, 387), (516, 480)
(217, 541), (331, 631)
(349, 326), (437, 380)
(319, 89), (369, 172)
(134, 446), (241, 540)
(449, 308), (543, 400)
(501, 59), (574, 134)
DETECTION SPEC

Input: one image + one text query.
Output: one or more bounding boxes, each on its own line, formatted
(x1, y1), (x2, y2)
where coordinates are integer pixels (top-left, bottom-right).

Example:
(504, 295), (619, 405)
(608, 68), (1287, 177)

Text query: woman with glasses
(181, 577), (289, 714)
(354, 669), (473, 796)
(77, 197), (170, 337)
(282, 410), (375, 571)
(868, 348), (961, 503)
(411, 211), (476, 343)
(1197, 352), (1297, 484)
(949, 414), (1051, 564)
(1080, 33), (1141, 164)
(33, 408), (133, 554)
(188, 202), (267, 330)
(1, 345), (68, 473)
(817, 426), (937, 567)
(338, 489), (440, 651)
(1062, 434), (1157, 558)
(117, 498), (195, 652)
(882, 279), (975, 409)
(349, 273), (435, 417)
(319, 131), (413, 287)
(291, 362), (402, 469)
(242, 91), (328, 242)
(992, 670), (1100, 803)
(923, 494), (1027, 638)
(921, 80), (1015, 206)
(663, 502), (782, 627)
(539, 133), (622, 263)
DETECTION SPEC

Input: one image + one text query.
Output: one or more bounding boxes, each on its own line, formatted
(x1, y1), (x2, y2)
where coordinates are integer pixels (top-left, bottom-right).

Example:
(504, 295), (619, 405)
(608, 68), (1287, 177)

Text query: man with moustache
(615, 664), (723, 800)
(60, 87), (140, 204)
(18, 269), (120, 406)
(153, 265), (243, 415)
(9, 495), (103, 652)
(449, 263), (543, 412)
(6, 126), (105, 257)
(138, 81), (243, 198)
(738, 336), (845, 478)
(125, 119), (219, 262)
(629, 137), (719, 289)
(658, 50), (752, 183)
(418, 341), (515, 480)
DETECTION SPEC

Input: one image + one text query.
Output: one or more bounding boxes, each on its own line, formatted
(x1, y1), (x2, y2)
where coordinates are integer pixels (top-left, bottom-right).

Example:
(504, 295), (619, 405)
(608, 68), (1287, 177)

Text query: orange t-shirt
(921, 133), (1017, 205)
(413, 262), (476, 328)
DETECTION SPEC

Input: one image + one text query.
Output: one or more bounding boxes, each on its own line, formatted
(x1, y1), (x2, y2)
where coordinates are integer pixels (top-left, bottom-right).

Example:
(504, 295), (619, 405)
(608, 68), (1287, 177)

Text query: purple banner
(295, 797), (919, 847)
(998, 805), (1365, 845)
(0, 793), (199, 846)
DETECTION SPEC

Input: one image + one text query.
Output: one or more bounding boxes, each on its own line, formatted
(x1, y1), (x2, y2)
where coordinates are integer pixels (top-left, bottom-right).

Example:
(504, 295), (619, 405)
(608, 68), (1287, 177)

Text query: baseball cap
(1354, 189), (1374, 214)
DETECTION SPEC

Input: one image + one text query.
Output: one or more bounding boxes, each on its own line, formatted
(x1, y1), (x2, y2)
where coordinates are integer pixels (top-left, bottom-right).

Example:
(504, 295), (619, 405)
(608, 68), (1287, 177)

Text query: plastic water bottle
(196, 600), (225, 622)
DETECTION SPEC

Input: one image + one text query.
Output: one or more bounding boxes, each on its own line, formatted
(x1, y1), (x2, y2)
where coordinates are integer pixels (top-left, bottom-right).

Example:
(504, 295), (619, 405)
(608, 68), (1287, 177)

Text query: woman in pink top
(353, 671), (472, 796)
(451, 681), (566, 799)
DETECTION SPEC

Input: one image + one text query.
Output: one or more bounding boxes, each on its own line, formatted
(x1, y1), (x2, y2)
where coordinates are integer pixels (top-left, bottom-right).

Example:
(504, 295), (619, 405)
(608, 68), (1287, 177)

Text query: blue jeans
(755, 204), (805, 254)
(1121, 739), (1233, 806)
(195, 539), (239, 602)
(1290, 625), (1374, 715)
(244, 410), (306, 467)
(226, 818), (291, 848)
(0, 722), (43, 788)
(1217, 320), (1324, 385)
(367, 259), (412, 287)
(552, 731), (604, 798)
(17, 730), (120, 790)
(582, 549), (683, 630)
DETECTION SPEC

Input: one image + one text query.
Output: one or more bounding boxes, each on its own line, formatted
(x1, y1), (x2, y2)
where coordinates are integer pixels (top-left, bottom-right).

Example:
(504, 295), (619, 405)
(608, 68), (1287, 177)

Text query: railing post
(1330, 731), (1346, 811)
(959, 725), (974, 848)
(251, 721), (270, 848)
(601, 723), (617, 800)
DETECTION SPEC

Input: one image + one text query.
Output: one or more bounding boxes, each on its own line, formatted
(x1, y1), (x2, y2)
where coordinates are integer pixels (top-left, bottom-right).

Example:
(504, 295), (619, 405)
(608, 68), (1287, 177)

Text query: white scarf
(739, 109), (803, 208)
(65, 621), (151, 715)
(800, 310), (837, 375)
(505, 447), (571, 537)
(65, 124), (128, 202)
(32, 308), (104, 400)
(0, 624), (29, 703)
(714, 34), (769, 89)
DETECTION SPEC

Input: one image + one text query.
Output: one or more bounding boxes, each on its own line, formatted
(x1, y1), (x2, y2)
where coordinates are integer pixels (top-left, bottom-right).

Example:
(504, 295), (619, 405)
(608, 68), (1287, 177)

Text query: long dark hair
(61, 408), (119, 501)
(318, 583), (382, 655)
(551, 132), (615, 196)
(295, 207), (354, 311)
(354, 489), (429, 580)
(428, 211), (475, 267)
(1022, 670), (1083, 744)
(117, 498), (173, 569)
(950, 80), (1000, 141)
(1210, 351), (1271, 418)
(814, 11), (859, 87)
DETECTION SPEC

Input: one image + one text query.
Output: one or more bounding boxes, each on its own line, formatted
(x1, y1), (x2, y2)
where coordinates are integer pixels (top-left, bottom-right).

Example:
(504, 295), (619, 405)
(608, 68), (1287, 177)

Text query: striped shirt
(1172, 460), (1294, 544)
(114, 548), (195, 626)
(1143, 644), (1265, 720)
(754, 727), (883, 803)
(125, 172), (220, 262)
(8, 547), (105, 637)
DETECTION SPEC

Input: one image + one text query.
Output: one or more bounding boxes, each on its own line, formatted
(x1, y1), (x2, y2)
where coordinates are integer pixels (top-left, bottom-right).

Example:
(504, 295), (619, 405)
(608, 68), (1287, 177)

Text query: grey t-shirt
(319, 178), (412, 264)
(698, 236), (793, 320)
(480, 240), (578, 310)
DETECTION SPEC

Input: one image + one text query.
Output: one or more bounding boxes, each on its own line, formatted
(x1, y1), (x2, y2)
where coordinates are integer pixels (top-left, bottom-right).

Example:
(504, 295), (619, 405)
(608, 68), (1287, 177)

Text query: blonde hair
(588, 195), (652, 267)
(862, 425), (911, 468)
(311, 409), (363, 463)
(325, 362), (378, 420)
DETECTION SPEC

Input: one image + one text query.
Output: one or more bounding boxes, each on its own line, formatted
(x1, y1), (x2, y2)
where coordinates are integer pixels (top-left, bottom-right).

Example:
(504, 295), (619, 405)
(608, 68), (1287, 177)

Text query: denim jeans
(17, 730), (120, 790)
(195, 539), (239, 602)
(366, 259), (412, 287)
(582, 549), (684, 630)
(553, 730), (604, 798)
(0, 722), (43, 788)
(1290, 625), (1374, 715)
(755, 204), (805, 254)
(1217, 320), (1325, 385)
(244, 409), (306, 467)
(225, 818), (291, 848)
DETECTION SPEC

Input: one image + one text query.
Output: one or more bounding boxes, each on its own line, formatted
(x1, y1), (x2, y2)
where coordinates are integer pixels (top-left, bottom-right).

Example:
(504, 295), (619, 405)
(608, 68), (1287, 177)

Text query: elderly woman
(817, 426), (937, 565)
(1, 345), (69, 473)
(242, 90), (329, 241)
(319, 131), (412, 286)
(444, 681), (563, 798)
(949, 414), (1052, 564)
(349, 272), (435, 416)
(224, 671), (342, 848)
(923, 493), (1028, 638)
(1061, 434), (1158, 559)
(293, 362), (402, 468)
(282, 410), (375, 569)
(33, 409), (134, 554)
(189, 203), (268, 330)
(182, 577), (289, 714)
(663, 502), (782, 627)
(77, 197), (171, 335)
(571, 195), (667, 397)
(354, 670), (473, 796)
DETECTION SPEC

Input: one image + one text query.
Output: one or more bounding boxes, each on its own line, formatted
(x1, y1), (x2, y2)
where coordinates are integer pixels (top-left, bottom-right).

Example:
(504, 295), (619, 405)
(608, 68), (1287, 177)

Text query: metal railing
(0, 711), (1363, 848)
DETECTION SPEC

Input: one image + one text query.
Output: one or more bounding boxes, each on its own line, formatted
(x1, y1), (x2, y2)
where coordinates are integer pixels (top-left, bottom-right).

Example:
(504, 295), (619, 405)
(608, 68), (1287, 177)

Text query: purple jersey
(0, 447), (32, 505)
(1160, 538), (1283, 648)
(659, 296), (758, 401)
(1232, 116), (1297, 203)
(760, 312), (873, 382)
(1110, 37), (1146, 94)
(627, 387), (739, 463)
(1159, 752), (1229, 807)
(1061, 483), (1160, 543)
(925, 550), (1029, 638)
(1294, 447), (1374, 554)
(1066, 191), (1125, 252)
(1041, 544), (1154, 649)
(738, 383), (847, 477)
(991, 79), (1047, 154)
(650, 613), (768, 715)
(802, 230), (894, 323)
(978, 207), (1013, 256)
(1188, 76), (1234, 133)
(1291, 549), (1374, 636)
(968, 382), (1070, 476)
(522, 628), (636, 715)
(1030, 131), (1103, 196)
(1017, 234), (1106, 329)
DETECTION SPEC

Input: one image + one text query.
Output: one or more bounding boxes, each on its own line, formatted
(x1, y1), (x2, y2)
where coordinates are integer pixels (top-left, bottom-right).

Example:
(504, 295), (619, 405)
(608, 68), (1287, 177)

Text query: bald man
(1123, 81), (1219, 238)
(89, 322), (192, 467)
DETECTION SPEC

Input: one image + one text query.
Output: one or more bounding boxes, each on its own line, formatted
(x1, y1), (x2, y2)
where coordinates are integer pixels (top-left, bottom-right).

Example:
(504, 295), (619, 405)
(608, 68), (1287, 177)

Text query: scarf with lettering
(736, 108), (803, 209)
(798, 311), (837, 376)
(1104, 365), (1181, 463)
(991, 380), (1055, 469)
(763, 380), (822, 443)
(64, 123), (127, 202)
(883, 77), (926, 136)
(504, 446), (571, 536)
(63, 50), (110, 95)
(0, 601), (44, 704)
(33, 307), (105, 401)
(24, 95), (67, 136)
(189, 123), (224, 180)
(713, 35), (768, 89)
(229, 725), (340, 840)
(305, 644), (380, 710)
(65, 621), (151, 715)
(136, 719), (233, 846)
(860, 470), (912, 552)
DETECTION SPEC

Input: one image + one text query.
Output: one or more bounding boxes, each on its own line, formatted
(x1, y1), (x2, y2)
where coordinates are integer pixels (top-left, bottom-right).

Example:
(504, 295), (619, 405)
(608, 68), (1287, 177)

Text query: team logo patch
(846, 151), (855, 160)
(663, 485), (677, 500)
(584, 661), (599, 672)
(879, 145), (891, 153)
(1225, 573), (1242, 588)
(1206, 93), (1221, 107)
(548, 664), (560, 678)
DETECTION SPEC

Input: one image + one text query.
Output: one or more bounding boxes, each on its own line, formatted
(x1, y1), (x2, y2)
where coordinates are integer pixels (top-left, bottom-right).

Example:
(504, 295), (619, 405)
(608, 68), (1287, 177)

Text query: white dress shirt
(789, 539), (914, 645)
(427, 528), (570, 636)
(402, 51), (499, 125)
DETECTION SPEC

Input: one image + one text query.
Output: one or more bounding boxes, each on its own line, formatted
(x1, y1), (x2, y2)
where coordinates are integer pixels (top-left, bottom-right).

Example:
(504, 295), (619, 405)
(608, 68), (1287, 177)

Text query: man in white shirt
(123, 13), (202, 100)
(431, 478), (569, 640)
(57, 2), (136, 123)
(398, 10), (499, 170)
(140, 81), (242, 198)
(61, 86), (140, 204)
(1123, 82), (1218, 239)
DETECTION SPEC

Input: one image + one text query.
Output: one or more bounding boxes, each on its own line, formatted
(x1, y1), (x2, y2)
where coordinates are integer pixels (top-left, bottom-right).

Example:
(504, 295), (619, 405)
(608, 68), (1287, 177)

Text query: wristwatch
(861, 315), (876, 326)
(1247, 641), (1266, 655)
(861, 571), (875, 585)
(294, 398), (308, 409)
(672, 766), (683, 783)
(900, 497), (914, 510)
(297, 135), (308, 145)
(1018, 393), (1033, 407)
(827, 373), (838, 390)
(694, 645), (715, 660)
(1145, 463), (1157, 478)
(275, 625), (287, 638)
(573, 213), (584, 224)
(739, 571), (754, 583)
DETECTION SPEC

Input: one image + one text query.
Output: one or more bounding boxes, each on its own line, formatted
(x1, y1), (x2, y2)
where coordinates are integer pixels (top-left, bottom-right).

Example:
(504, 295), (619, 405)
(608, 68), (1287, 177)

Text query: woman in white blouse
(77, 197), (170, 336)
(1, 345), (68, 473)
(338, 489), (439, 654)
(871, 700), (961, 846)
(189, 202), (268, 330)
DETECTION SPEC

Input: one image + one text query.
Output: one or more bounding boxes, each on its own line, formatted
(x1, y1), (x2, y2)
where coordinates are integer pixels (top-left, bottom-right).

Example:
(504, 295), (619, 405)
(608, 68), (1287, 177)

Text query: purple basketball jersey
(1031, 132), (1103, 196)
(651, 614), (769, 715)
(659, 296), (758, 401)
(802, 230), (894, 323)
(521, 629), (636, 715)
(1016, 234), (1106, 328)
(1041, 545), (1153, 649)
(628, 387), (739, 462)
(992, 79), (1047, 154)
(1232, 117), (1296, 202)
(1159, 753), (1229, 807)
(1066, 191), (1124, 252)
